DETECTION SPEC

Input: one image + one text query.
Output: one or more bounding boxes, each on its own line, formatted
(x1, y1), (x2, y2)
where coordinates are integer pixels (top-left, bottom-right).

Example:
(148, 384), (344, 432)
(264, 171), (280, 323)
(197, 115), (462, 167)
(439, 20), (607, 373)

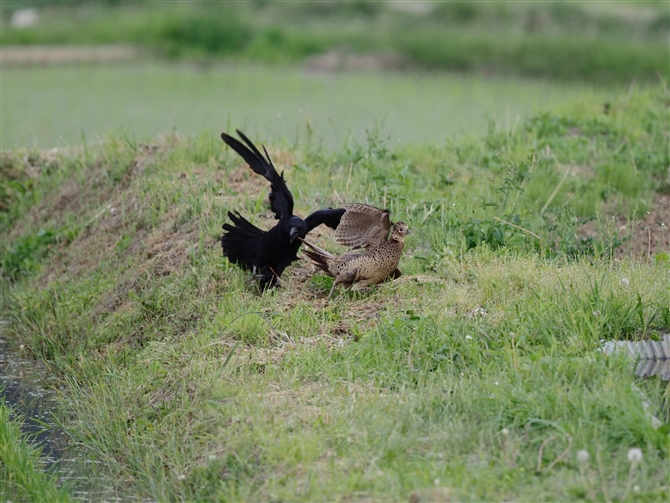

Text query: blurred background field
(1, 0), (668, 149)
(3, 63), (617, 149)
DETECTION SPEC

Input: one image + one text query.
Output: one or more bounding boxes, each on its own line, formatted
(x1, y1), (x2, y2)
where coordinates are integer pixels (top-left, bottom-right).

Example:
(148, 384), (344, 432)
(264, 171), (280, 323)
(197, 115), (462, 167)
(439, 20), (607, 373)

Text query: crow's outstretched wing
(304, 208), (346, 234)
(335, 203), (391, 249)
(221, 130), (294, 220)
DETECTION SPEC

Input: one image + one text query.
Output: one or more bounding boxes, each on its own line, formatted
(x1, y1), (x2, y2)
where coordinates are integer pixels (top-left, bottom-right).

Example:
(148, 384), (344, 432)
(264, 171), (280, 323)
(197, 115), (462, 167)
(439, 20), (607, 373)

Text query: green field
(1, 79), (668, 501)
(2, 63), (617, 150)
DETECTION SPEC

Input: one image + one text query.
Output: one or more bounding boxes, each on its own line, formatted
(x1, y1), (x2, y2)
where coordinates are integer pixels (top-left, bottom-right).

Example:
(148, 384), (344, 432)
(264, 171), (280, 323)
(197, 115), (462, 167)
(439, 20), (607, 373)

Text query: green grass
(0, 401), (72, 502)
(1, 84), (669, 501)
(2, 1), (668, 84)
(2, 63), (618, 150)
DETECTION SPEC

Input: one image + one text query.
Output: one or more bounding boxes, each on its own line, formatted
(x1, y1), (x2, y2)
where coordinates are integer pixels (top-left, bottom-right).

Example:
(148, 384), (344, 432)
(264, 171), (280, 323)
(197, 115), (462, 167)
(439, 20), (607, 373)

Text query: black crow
(220, 130), (344, 289)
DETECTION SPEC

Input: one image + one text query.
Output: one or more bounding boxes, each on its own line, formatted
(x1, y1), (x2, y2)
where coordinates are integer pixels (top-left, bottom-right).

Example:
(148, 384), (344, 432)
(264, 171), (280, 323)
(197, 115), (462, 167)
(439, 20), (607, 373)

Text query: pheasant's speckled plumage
(302, 221), (410, 297)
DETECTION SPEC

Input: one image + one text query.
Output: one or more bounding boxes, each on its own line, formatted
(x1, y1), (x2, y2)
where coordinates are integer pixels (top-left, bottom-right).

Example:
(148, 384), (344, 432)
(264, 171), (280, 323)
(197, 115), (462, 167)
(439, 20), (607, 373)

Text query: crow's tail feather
(221, 211), (264, 270)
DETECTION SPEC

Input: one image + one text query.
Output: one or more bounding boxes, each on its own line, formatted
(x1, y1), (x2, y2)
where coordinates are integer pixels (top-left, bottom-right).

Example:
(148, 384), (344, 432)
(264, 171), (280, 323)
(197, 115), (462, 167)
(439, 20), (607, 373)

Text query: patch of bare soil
(91, 216), (201, 317)
(580, 193), (670, 259)
(1, 45), (139, 65)
(34, 142), (171, 288)
(225, 163), (268, 198)
(222, 149), (297, 211)
(145, 220), (199, 277)
(305, 50), (407, 73)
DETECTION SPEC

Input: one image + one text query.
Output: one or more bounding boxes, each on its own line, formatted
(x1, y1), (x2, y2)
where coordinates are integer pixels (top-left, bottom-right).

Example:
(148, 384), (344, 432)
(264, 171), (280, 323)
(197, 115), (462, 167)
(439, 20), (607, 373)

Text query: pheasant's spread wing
(335, 203), (391, 249)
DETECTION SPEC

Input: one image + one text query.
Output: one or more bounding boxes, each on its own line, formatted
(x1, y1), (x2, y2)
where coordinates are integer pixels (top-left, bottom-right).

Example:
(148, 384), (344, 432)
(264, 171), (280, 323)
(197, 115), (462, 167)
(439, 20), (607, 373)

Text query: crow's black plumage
(220, 130), (344, 289)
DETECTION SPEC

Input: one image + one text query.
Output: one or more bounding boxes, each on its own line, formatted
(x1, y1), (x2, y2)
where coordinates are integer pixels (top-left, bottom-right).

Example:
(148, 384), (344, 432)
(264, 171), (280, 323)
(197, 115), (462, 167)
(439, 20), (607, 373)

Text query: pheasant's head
(391, 222), (411, 243)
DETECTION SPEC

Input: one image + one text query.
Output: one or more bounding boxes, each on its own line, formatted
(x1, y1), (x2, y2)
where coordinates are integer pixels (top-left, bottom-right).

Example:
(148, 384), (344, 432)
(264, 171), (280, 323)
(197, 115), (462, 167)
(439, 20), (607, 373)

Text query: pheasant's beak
(289, 227), (301, 243)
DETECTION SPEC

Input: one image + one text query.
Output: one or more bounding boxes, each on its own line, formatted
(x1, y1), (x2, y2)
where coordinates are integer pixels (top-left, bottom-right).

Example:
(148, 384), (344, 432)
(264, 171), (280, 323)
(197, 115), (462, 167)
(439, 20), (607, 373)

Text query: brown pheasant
(333, 203), (405, 279)
(301, 205), (410, 297)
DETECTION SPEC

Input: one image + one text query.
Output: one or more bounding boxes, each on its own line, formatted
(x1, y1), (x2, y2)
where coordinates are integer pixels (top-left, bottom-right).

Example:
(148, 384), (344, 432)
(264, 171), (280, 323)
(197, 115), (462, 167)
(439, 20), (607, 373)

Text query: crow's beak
(289, 227), (301, 243)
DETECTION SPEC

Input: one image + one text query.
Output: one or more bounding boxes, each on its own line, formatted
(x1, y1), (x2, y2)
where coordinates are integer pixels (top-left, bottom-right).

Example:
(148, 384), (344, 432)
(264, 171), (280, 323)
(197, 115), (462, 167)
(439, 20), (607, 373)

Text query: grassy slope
(2, 1), (669, 84)
(1, 86), (669, 501)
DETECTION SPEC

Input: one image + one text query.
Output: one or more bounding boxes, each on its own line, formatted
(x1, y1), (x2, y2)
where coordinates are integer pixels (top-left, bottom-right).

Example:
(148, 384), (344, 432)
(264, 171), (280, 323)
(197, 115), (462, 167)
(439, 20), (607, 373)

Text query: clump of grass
(0, 400), (72, 502)
(0, 149), (62, 230)
(1, 84), (668, 501)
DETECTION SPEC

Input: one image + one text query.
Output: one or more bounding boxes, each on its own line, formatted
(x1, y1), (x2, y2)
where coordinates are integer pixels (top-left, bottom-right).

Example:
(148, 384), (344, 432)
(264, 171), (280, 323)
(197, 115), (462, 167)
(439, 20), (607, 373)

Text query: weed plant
(0, 400), (71, 502)
(0, 84), (668, 500)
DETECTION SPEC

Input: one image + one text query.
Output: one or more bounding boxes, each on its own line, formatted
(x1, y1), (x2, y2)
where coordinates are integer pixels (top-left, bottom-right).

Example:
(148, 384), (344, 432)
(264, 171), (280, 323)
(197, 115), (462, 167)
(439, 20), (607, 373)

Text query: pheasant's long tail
(300, 238), (335, 275)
